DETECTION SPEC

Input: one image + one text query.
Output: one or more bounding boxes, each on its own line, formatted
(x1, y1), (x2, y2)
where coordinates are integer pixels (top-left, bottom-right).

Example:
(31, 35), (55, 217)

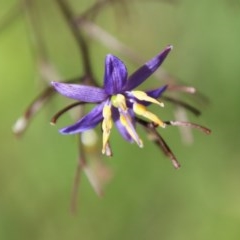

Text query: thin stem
(136, 118), (181, 169)
(164, 121), (211, 135)
(162, 96), (201, 116)
(173, 106), (194, 144)
(77, 19), (172, 81)
(12, 86), (55, 136)
(51, 101), (87, 125)
(70, 134), (87, 214)
(75, 0), (116, 22)
(23, 0), (49, 64)
(13, 77), (83, 136)
(76, 0), (129, 24)
(56, 0), (93, 77)
(167, 85), (196, 94)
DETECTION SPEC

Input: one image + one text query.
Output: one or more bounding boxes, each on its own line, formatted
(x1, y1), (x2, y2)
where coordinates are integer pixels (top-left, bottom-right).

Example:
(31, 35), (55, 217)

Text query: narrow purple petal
(103, 54), (128, 95)
(125, 45), (173, 91)
(52, 82), (107, 103)
(59, 102), (105, 134)
(140, 85), (168, 106)
(146, 85), (168, 98)
(112, 107), (134, 143)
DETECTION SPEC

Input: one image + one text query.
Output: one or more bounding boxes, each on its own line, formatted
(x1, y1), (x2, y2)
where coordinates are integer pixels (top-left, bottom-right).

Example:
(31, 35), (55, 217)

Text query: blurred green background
(1, 0), (240, 239)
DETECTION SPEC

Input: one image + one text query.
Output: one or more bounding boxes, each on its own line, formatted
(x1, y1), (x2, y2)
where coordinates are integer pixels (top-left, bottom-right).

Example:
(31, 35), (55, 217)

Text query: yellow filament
(120, 113), (143, 147)
(102, 104), (112, 154)
(133, 103), (166, 128)
(131, 90), (164, 107)
(111, 94), (143, 148)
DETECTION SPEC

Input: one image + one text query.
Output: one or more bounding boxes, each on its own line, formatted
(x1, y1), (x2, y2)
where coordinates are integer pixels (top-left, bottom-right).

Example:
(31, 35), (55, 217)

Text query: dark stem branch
(56, 0), (93, 77)
(13, 76), (83, 136)
(75, 0), (112, 22)
(23, 0), (49, 63)
(162, 96), (201, 116)
(70, 134), (87, 214)
(136, 118), (181, 169)
(51, 101), (87, 125)
(24, 76), (82, 119)
(164, 121), (211, 135)
(75, 0), (121, 24)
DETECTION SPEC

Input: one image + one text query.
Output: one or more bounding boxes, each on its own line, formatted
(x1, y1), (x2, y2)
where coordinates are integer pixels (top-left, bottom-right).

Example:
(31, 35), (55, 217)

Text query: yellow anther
(133, 103), (166, 128)
(131, 90), (164, 107)
(103, 104), (112, 119)
(111, 94), (143, 148)
(120, 113), (143, 148)
(102, 104), (112, 154)
(111, 94), (127, 111)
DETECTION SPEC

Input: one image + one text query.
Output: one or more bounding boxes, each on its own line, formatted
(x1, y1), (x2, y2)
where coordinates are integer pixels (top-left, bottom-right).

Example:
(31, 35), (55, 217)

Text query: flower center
(111, 94), (127, 110)
(111, 94), (143, 148)
(102, 91), (165, 155)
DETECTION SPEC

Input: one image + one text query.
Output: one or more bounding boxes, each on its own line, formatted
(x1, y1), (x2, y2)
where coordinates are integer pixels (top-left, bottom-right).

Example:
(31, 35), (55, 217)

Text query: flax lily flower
(51, 46), (172, 154)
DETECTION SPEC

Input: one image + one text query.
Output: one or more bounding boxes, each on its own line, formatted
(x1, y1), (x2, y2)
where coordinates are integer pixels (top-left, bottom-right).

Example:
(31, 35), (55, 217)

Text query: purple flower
(51, 45), (172, 154)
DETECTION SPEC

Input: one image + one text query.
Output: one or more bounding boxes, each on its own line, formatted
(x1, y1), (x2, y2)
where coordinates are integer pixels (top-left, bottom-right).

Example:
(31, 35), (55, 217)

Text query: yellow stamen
(131, 90), (164, 107)
(102, 104), (112, 154)
(133, 103), (166, 128)
(111, 94), (127, 110)
(120, 113), (143, 148)
(111, 94), (143, 148)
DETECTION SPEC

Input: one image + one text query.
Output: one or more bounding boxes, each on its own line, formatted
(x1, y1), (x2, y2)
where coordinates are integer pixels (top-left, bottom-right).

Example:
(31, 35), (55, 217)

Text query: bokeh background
(1, 0), (240, 239)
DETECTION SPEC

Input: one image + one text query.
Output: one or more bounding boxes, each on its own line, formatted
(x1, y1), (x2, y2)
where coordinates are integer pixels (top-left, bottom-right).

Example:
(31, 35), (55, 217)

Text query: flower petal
(112, 107), (134, 143)
(59, 102), (105, 134)
(52, 82), (107, 103)
(145, 85), (168, 99)
(103, 54), (128, 95)
(125, 46), (173, 91)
